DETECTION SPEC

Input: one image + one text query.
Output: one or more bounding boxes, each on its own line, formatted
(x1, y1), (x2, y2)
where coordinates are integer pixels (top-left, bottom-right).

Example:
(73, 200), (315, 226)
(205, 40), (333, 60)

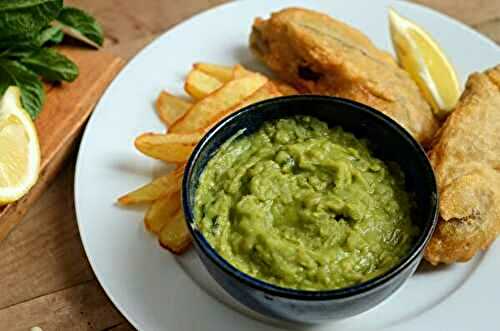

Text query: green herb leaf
(0, 2), (102, 118)
(37, 26), (64, 46)
(0, 58), (44, 118)
(0, 46), (36, 59)
(55, 7), (103, 48)
(0, 71), (10, 97)
(0, 0), (63, 39)
(0, 27), (63, 59)
(20, 48), (78, 82)
(0, 33), (38, 52)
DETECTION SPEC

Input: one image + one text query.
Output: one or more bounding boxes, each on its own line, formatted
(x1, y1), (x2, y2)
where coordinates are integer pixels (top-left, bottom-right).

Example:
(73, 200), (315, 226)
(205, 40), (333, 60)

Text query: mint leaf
(20, 48), (78, 82)
(0, 0), (63, 39)
(37, 26), (64, 46)
(56, 7), (103, 48)
(0, 72), (10, 97)
(0, 33), (38, 51)
(0, 46), (36, 59)
(0, 59), (44, 118)
(0, 3), (103, 118)
(0, 27), (63, 58)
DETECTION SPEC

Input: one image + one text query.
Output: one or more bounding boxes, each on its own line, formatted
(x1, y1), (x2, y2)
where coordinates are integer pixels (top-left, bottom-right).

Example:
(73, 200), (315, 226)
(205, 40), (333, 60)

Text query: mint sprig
(56, 7), (104, 48)
(0, 59), (45, 119)
(0, 0), (103, 119)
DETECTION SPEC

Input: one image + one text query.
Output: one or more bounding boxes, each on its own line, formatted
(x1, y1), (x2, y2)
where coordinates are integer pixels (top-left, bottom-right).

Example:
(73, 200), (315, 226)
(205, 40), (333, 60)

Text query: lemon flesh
(389, 9), (461, 118)
(0, 86), (40, 205)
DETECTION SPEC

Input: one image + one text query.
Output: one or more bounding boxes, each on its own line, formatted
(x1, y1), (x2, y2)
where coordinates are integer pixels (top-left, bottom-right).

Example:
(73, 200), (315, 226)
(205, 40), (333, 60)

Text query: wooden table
(0, 1), (498, 330)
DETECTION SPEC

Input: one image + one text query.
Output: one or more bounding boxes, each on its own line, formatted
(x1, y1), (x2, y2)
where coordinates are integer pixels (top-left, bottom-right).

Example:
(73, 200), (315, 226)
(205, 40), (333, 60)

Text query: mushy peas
(194, 116), (419, 290)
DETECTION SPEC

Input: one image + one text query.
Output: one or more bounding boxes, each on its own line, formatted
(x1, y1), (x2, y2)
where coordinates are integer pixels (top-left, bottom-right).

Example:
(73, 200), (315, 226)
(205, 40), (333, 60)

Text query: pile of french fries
(117, 63), (297, 254)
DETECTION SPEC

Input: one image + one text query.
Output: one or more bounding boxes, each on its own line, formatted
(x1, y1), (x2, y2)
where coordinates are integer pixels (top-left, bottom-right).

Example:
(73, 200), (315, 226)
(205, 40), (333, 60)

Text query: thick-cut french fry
(159, 209), (192, 254)
(172, 73), (268, 133)
(155, 91), (192, 126)
(272, 80), (298, 96)
(136, 132), (203, 145)
(233, 65), (297, 95)
(204, 81), (283, 131)
(144, 191), (181, 234)
(117, 166), (184, 205)
(232, 64), (252, 78)
(135, 141), (195, 163)
(184, 69), (223, 99)
(194, 63), (233, 82)
(236, 81), (282, 109)
(134, 132), (202, 162)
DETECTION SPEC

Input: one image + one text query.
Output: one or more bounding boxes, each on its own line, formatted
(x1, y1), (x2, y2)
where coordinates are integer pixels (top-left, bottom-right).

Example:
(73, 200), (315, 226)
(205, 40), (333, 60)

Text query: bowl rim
(182, 95), (438, 300)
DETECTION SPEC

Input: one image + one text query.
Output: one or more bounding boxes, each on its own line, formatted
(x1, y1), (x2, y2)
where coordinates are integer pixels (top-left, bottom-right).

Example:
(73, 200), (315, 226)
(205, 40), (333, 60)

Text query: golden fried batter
(425, 65), (500, 265)
(250, 8), (439, 145)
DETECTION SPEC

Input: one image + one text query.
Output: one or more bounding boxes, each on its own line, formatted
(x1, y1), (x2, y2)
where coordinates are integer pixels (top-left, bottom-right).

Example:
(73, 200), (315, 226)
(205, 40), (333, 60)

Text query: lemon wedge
(389, 8), (461, 118)
(0, 86), (40, 205)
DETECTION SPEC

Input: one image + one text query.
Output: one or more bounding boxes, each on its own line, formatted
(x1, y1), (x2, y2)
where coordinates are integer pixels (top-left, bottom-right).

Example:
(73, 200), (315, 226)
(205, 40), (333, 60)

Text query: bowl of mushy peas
(182, 95), (438, 323)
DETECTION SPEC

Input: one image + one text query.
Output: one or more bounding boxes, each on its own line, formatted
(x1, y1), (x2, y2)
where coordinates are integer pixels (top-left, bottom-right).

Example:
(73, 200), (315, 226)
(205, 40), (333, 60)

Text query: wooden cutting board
(0, 45), (124, 242)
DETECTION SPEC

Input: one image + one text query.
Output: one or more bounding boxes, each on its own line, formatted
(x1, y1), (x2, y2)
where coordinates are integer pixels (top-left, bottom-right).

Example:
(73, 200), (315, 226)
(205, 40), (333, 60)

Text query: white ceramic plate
(74, 1), (500, 330)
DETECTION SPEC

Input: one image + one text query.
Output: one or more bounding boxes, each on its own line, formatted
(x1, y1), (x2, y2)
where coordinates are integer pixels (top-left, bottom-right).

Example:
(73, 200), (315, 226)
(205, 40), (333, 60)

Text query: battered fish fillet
(425, 65), (500, 265)
(250, 8), (439, 145)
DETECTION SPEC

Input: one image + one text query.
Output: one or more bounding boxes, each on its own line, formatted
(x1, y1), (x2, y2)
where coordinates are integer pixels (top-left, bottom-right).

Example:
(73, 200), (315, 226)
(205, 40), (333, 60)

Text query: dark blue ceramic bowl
(182, 95), (438, 323)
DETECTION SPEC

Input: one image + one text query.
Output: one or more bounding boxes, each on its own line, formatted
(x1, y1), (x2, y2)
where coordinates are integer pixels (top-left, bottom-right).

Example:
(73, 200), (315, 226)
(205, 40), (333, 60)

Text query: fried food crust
(250, 7), (439, 145)
(425, 65), (500, 265)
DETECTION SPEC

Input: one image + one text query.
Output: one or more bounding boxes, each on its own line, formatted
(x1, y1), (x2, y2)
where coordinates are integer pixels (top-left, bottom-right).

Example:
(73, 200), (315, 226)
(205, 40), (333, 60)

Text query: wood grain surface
(0, 1), (498, 330)
(0, 47), (123, 243)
